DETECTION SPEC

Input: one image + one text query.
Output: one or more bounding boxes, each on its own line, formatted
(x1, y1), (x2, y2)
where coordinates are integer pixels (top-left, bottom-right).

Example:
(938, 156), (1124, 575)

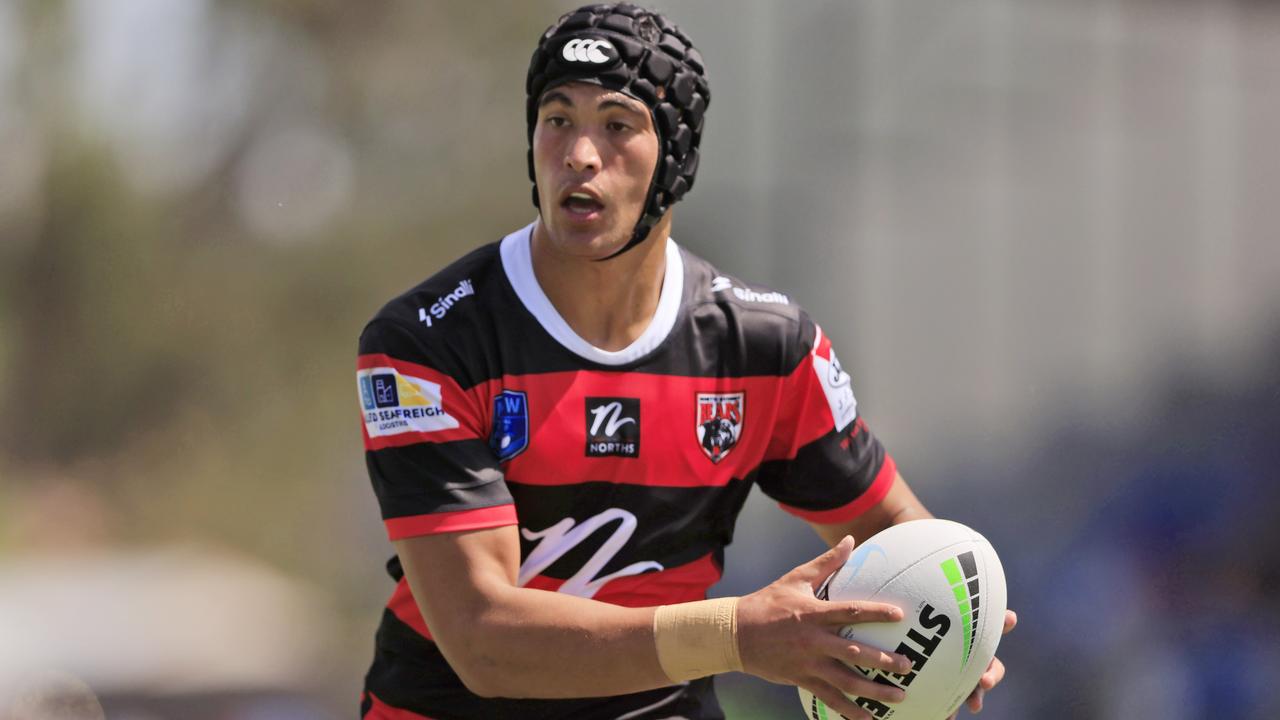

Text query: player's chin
(548, 215), (629, 258)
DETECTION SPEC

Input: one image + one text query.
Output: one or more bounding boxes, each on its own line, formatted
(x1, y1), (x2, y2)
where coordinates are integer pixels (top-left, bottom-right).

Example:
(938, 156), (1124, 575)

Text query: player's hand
(947, 609), (1017, 718)
(736, 536), (914, 720)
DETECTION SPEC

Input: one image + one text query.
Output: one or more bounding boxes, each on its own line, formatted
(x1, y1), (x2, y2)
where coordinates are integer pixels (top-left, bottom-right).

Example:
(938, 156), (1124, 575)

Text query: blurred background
(1, 0), (1278, 718)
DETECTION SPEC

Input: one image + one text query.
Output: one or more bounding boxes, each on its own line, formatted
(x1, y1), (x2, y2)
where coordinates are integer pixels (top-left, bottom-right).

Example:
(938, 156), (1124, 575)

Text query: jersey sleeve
(755, 321), (898, 525)
(357, 319), (516, 541)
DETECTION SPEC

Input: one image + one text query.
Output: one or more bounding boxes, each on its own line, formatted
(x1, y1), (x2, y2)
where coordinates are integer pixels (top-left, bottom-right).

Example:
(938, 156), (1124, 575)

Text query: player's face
(532, 82), (660, 258)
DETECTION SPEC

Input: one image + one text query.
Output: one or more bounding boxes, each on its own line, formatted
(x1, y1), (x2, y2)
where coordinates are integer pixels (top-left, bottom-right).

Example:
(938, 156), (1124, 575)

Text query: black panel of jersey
(355, 223), (897, 720)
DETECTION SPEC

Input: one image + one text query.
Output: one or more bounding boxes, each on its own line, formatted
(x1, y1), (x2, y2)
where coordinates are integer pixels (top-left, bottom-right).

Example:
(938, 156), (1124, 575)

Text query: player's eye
(606, 120), (631, 133)
(544, 115), (569, 128)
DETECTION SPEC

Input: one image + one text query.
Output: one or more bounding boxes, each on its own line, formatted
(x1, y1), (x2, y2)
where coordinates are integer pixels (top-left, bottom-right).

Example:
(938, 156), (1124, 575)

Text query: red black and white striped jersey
(357, 222), (898, 720)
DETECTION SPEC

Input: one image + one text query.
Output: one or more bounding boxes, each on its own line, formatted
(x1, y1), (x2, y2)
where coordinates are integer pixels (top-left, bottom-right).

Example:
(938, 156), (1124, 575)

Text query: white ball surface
(797, 519), (1007, 720)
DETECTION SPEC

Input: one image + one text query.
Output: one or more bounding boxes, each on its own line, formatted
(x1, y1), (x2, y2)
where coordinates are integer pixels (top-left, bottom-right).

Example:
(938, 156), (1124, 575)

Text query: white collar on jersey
(499, 221), (684, 366)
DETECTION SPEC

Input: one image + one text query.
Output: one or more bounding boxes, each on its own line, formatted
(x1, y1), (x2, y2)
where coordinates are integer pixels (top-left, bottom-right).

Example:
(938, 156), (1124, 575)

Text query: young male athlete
(356, 4), (1014, 719)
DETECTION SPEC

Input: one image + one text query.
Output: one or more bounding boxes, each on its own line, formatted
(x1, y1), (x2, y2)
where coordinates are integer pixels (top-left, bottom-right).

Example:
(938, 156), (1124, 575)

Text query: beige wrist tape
(652, 597), (743, 682)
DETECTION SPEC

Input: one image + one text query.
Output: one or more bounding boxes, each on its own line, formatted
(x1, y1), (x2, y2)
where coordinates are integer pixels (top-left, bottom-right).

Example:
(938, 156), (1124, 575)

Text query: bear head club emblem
(695, 392), (745, 463)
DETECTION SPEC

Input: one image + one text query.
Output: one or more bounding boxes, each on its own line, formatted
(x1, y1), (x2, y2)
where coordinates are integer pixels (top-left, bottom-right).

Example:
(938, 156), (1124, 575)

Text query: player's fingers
(978, 656), (1005, 690)
(1003, 609), (1018, 634)
(966, 686), (986, 712)
(818, 658), (907, 707)
(816, 631), (912, 676)
(804, 680), (875, 720)
(792, 536), (856, 590)
(812, 600), (904, 626)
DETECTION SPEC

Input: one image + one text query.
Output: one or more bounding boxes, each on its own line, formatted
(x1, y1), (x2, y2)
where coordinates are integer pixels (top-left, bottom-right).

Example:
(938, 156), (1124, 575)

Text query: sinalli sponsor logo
(711, 276), (789, 305)
(419, 278), (475, 327)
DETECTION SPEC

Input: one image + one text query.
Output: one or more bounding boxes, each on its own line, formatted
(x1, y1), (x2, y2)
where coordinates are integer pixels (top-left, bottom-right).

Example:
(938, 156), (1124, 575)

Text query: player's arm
(395, 525), (662, 698)
(396, 523), (912, 713)
(805, 471), (932, 547)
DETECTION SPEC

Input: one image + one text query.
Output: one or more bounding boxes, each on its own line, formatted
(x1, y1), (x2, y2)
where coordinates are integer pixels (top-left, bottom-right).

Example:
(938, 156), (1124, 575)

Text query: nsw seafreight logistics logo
(358, 366), (458, 438)
(490, 390), (530, 461)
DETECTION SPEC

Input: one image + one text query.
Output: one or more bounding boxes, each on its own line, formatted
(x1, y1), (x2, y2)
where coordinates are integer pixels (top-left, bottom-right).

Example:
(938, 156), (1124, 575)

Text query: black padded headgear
(526, 3), (710, 260)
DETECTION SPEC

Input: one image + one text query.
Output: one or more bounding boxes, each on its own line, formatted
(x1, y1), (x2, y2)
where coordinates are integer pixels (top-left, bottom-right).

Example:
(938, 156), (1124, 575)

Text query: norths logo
(585, 397), (640, 458)
(940, 551), (981, 667)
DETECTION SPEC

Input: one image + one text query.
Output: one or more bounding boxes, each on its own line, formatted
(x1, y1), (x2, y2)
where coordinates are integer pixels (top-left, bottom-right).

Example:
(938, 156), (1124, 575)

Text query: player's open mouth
(561, 191), (605, 220)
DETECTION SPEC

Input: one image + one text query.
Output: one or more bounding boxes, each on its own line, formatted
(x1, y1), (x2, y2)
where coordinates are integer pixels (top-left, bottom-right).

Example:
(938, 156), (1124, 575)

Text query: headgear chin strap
(526, 3), (710, 260)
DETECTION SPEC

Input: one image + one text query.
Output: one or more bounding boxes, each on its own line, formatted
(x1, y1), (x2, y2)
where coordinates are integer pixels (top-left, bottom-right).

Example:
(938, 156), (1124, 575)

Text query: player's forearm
(811, 473), (933, 547)
(426, 580), (674, 699)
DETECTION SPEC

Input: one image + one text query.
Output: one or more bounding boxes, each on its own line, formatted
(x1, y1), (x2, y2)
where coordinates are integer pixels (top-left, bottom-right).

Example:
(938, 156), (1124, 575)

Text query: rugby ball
(798, 519), (1007, 720)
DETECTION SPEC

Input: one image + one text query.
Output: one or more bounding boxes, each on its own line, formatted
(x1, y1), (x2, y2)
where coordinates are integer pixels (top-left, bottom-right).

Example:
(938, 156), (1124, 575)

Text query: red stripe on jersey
(363, 691), (436, 720)
(387, 576), (434, 640)
(761, 352), (842, 463)
(521, 553), (722, 607)
(384, 505), (518, 540)
(500, 370), (792, 488)
(777, 454), (898, 525)
(358, 353), (494, 450)
(813, 325), (833, 362)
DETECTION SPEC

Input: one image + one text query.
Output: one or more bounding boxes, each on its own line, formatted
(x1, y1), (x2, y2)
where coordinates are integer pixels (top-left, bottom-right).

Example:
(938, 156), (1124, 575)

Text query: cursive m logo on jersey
(585, 397), (640, 458)
(518, 508), (662, 598)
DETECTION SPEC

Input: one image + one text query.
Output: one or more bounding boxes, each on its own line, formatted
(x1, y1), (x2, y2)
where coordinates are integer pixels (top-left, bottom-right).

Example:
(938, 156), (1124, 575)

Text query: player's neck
(530, 219), (671, 352)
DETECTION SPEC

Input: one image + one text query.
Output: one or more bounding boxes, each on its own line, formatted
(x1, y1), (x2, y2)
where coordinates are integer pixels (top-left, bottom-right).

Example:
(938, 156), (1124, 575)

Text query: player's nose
(565, 132), (601, 173)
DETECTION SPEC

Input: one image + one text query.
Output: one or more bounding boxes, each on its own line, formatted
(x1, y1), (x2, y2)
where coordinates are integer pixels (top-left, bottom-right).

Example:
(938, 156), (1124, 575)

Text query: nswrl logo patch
(490, 390), (530, 462)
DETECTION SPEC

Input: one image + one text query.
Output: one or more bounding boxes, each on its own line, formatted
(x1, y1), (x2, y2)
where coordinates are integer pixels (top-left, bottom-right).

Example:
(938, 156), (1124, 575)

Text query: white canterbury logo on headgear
(562, 38), (614, 64)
